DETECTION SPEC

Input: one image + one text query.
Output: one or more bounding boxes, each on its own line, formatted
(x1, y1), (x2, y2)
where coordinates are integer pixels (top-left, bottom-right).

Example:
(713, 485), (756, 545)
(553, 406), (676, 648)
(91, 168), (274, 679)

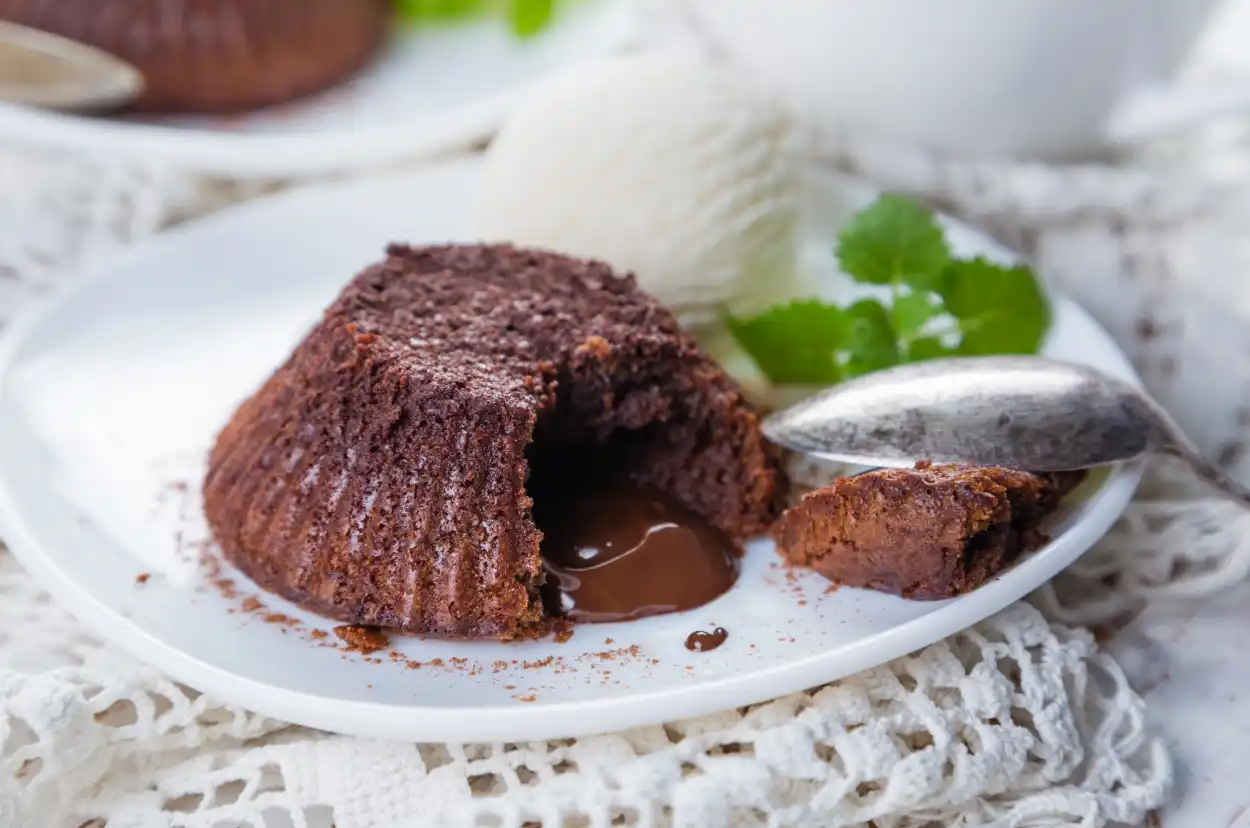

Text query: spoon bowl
(763, 356), (1250, 506)
(0, 20), (143, 112)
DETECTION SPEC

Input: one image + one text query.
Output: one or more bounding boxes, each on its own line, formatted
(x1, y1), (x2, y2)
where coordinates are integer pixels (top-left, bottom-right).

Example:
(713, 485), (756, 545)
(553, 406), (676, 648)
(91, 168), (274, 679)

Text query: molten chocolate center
(535, 485), (739, 624)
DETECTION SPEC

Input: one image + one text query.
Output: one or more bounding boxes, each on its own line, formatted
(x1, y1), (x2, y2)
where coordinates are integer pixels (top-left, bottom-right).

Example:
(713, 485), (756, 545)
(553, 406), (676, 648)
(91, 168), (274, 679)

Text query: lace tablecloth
(6, 11), (1250, 827)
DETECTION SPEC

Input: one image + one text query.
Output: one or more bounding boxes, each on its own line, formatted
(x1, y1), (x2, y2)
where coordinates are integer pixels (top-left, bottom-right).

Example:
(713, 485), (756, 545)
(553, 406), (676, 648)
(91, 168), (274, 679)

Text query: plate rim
(0, 161), (1145, 742)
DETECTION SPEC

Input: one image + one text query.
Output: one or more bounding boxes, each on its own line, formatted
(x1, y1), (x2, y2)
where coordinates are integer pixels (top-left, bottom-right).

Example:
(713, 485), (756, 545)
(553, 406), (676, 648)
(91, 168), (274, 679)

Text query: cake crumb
(503, 684), (516, 690)
(333, 625), (389, 654)
(212, 578), (238, 599)
(575, 335), (611, 357)
(134, 573), (150, 585)
(604, 637), (614, 645)
(823, 584), (841, 595)
(515, 694), (537, 703)
(547, 618), (574, 643)
(241, 596), (263, 612)
(310, 629), (328, 640)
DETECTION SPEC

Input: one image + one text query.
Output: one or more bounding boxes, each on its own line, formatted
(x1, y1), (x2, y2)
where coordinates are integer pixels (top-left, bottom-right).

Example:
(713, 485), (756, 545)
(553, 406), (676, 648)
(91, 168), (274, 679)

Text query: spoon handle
(1165, 441), (1250, 507)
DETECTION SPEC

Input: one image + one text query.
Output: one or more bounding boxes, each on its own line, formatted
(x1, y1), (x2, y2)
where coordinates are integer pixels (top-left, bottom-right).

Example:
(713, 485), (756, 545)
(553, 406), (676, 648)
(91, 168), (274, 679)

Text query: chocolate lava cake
(774, 463), (1084, 599)
(0, 0), (391, 113)
(203, 244), (787, 639)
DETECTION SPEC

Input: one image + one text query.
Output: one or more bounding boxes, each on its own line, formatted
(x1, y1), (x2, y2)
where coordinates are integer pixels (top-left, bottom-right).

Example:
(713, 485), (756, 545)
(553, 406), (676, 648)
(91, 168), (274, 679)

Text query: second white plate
(0, 158), (1142, 742)
(0, 3), (632, 178)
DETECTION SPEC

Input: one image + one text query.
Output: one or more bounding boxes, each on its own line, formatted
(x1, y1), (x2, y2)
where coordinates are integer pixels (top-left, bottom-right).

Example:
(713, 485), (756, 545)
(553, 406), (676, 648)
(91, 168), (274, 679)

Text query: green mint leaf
(508, 0), (555, 35)
(395, 0), (486, 21)
(836, 194), (951, 288)
(891, 290), (941, 339)
(723, 198), (1052, 390)
(905, 336), (958, 362)
(842, 299), (900, 377)
(726, 300), (849, 385)
(394, 0), (558, 36)
(941, 257), (1050, 355)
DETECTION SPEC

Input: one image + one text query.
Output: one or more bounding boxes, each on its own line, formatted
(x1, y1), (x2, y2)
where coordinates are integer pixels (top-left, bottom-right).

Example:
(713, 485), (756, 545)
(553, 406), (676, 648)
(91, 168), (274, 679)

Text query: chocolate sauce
(685, 627), (729, 652)
(535, 485), (739, 624)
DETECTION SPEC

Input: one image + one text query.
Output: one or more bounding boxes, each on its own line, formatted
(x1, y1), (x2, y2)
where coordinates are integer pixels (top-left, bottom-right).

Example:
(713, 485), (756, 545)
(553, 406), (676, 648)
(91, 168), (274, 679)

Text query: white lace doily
(6, 11), (1250, 823)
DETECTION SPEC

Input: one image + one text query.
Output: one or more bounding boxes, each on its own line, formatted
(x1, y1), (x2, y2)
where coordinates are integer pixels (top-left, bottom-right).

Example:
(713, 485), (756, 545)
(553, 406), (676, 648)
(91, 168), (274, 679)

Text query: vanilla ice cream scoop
(477, 54), (802, 321)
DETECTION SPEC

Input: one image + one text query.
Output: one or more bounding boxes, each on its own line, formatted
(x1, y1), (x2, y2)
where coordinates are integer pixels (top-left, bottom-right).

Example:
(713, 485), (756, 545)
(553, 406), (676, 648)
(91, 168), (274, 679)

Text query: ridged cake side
(205, 318), (551, 638)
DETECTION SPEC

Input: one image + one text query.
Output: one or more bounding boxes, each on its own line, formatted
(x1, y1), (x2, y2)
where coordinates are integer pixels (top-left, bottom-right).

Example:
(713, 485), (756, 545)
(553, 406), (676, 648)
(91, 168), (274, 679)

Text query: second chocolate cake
(203, 244), (787, 640)
(774, 462), (1084, 599)
(0, 0), (391, 113)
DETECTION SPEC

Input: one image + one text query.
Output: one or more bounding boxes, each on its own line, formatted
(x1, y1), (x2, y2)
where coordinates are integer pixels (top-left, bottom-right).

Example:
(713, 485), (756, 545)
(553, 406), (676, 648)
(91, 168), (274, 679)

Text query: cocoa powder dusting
(333, 625), (389, 654)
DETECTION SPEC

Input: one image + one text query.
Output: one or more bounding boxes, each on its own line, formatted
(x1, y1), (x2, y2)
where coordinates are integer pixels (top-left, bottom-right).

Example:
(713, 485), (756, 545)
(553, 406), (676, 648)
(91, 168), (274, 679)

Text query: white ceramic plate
(0, 3), (631, 179)
(0, 158), (1143, 742)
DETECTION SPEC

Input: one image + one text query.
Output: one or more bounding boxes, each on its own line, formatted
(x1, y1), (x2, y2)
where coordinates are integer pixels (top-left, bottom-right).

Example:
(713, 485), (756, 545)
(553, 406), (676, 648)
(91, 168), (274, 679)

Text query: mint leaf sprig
(394, 0), (559, 38)
(727, 194), (1050, 386)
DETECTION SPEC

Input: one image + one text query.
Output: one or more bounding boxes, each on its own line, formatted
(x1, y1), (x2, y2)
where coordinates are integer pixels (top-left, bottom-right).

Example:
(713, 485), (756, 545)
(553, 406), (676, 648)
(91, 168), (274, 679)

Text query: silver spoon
(0, 21), (143, 112)
(762, 355), (1250, 505)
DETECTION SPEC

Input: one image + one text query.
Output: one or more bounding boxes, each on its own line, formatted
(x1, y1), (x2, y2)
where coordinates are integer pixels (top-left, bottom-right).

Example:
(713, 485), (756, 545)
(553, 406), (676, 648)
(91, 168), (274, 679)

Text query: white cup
(643, 0), (1250, 159)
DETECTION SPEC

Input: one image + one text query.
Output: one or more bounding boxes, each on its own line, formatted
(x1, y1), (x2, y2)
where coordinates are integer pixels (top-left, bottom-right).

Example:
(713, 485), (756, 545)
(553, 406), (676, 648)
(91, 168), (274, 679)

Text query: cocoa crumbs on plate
(333, 625), (389, 654)
(134, 573), (150, 585)
(240, 596), (263, 612)
(212, 578), (237, 599)
(309, 629), (328, 640)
